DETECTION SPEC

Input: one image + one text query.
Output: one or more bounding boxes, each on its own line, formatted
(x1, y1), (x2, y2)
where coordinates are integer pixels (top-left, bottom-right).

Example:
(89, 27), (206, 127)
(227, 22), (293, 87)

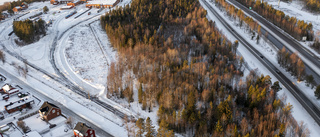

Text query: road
(0, 67), (113, 137)
(227, 0), (320, 84)
(201, 0), (320, 126)
(0, 2), (132, 124)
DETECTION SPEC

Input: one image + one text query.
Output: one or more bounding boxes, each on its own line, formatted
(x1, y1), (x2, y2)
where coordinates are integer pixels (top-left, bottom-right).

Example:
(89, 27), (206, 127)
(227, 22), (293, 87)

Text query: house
(12, 6), (22, 13)
(60, 5), (74, 10)
(25, 131), (42, 137)
(0, 84), (20, 96)
(0, 13), (9, 21)
(51, 0), (74, 4)
(39, 101), (61, 121)
(67, 0), (82, 7)
(21, 2), (28, 10)
(73, 122), (96, 137)
(4, 96), (34, 114)
(85, 0), (120, 8)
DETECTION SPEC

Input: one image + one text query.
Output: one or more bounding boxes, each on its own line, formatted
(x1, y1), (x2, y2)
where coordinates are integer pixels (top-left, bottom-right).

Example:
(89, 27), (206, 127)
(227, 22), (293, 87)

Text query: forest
(101, 0), (309, 136)
(235, 0), (314, 41)
(303, 0), (320, 12)
(13, 19), (46, 44)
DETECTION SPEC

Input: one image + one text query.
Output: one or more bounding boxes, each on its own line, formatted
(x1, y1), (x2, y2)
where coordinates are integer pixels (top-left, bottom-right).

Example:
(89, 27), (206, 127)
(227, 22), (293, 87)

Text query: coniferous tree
(43, 6), (48, 14)
(145, 117), (155, 137)
(136, 118), (145, 137)
(315, 85), (320, 99)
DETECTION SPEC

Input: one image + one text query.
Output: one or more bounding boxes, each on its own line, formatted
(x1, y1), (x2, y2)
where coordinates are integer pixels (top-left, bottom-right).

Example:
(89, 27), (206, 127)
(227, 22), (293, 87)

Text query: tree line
(13, 19), (46, 44)
(277, 47), (305, 81)
(235, 0), (314, 41)
(101, 0), (309, 136)
(303, 0), (320, 12)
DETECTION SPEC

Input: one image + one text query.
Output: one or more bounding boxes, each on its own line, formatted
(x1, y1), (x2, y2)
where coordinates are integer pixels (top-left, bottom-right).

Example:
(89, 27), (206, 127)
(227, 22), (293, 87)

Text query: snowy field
(202, 0), (320, 136)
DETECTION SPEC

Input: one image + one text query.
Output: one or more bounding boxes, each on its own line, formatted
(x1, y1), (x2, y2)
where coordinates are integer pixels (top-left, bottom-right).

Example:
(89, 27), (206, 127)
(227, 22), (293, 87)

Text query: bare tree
(0, 50), (5, 64)
(17, 120), (30, 133)
(65, 117), (74, 129)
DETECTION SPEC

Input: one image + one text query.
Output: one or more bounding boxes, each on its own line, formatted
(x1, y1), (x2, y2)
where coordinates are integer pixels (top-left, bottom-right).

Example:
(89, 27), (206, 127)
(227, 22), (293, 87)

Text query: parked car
(49, 124), (56, 128)
(88, 12), (91, 15)
(0, 112), (4, 120)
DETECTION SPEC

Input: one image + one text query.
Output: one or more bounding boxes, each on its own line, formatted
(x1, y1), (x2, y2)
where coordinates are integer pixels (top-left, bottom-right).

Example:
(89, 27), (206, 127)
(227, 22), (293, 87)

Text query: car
(88, 12), (91, 15)
(49, 124), (56, 128)
(260, 55), (264, 58)
(2, 95), (9, 100)
(275, 69), (280, 74)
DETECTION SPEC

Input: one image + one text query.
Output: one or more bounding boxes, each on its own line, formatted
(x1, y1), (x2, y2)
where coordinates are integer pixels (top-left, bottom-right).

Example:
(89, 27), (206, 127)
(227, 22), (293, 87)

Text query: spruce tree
(145, 117), (155, 137)
(315, 85), (320, 99)
(136, 118), (145, 137)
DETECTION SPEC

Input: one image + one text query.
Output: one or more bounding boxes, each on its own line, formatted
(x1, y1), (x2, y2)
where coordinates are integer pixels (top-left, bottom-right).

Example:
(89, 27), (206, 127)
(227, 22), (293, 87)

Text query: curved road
(201, 0), (320, 126)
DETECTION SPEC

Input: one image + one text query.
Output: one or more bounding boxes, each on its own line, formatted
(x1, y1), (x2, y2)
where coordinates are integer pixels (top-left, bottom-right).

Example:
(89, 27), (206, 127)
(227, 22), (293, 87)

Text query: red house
(1, 84), (21, 100)
(73, 122), (95, 137)
(39, 101), (61, 121)
(4, 96), (34, 114)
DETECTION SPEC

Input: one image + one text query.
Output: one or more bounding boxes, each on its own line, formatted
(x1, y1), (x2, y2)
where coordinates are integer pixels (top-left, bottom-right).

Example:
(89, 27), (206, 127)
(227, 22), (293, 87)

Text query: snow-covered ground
(0, 0), (133, 136)
(201, 0), (320, 136)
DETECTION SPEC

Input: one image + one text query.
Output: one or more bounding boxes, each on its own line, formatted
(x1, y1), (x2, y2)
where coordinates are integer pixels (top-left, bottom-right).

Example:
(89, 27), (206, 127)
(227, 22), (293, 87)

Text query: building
(25, 131), (42, 137)
(60, 5), (74, 10)
(39, 101), (61, 121)
(67, 0), (82, 6)
(51, 0), (74, 4)
(21, 2), (28, 10)
(12, 6), (22, 13)
(4, 96), (34, 114)
(1, 84), (20, 95)
(73, 122), (96, 137)
(85, 0), (120, 8)
(0, 13), (9, 21)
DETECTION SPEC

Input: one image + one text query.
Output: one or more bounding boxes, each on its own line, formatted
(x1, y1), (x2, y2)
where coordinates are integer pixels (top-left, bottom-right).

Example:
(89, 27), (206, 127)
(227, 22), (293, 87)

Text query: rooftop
(5, 96), (34, 110)
(26, 131), (42, 137)
(87, 0), (117, 5)
(74, 122), (92, 135)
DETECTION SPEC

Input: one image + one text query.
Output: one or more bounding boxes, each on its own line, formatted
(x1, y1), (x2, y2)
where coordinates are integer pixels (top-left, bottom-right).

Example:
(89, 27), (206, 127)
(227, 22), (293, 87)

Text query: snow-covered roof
(87, 0), (117, 5)
(61, 5), (73, 9)
(56, 0), (73, 1)
(14, 6), (21, 9)
(3, 84), (11, 91)
(5, 96), (34, 110)
(26, 131), (42, 137)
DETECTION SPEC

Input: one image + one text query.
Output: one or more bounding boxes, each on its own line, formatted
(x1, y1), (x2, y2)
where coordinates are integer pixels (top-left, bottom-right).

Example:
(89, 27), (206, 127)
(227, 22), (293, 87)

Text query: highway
(0, 6), (133, 128)
(227, 0), (320, 84)
(201, 0), (320, 126)
(0, 67), (113, 137)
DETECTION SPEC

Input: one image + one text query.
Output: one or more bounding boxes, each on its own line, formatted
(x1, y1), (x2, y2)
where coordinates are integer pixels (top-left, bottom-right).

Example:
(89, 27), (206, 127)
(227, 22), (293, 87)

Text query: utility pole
(278, 0), (281, 8)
